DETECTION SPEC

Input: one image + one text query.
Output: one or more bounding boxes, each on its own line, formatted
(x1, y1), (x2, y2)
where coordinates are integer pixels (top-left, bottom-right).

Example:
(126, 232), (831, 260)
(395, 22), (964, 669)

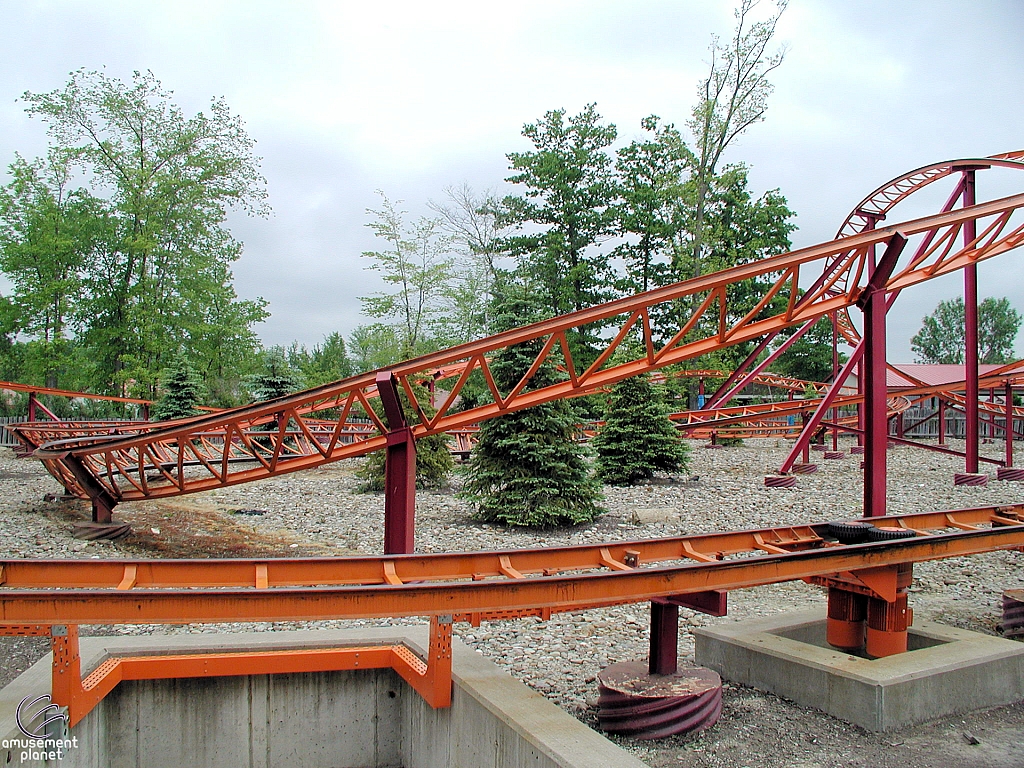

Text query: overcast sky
(2, 0), (1023, 362)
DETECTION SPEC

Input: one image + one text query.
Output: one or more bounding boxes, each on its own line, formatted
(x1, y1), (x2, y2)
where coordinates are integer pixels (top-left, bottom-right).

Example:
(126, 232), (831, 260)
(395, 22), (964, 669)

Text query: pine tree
(459, 291), (603, 527)
(153, 356), (206, 420)
(593, 374), (690, 485)
(246, 347), (304, 402)
(356, 382), (453, 492)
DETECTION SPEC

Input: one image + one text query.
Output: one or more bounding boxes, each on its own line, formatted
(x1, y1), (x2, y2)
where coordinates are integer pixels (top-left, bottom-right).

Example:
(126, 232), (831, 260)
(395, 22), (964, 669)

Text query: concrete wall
(2, 628), (648, 768)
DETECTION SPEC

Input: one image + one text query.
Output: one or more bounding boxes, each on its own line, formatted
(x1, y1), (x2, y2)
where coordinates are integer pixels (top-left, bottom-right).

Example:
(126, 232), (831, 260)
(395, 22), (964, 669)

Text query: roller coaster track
(2, 503), (1023, 723)
(10, 185), (1024, 516)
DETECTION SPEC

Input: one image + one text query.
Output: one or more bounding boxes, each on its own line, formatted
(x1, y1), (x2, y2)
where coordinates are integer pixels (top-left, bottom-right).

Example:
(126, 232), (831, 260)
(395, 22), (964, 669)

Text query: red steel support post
(963, 170), (981, 475)
(938, 399), (947, 446)
(376, 371), (417, 555)
(859, 234), (908, 517)
(831, 311), (840, 451)
(649, 599), (679, 675)
(27, 392), (37, 422)
(1007, 381), (1014, 468)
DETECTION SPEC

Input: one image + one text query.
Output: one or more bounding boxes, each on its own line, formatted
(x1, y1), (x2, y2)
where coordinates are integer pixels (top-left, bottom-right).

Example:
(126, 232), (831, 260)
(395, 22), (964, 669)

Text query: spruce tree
(459, 291), (603, 527)
(153, 356), (206, 420)
(247, 347), (304, 402)
(593, 374), (690, 485)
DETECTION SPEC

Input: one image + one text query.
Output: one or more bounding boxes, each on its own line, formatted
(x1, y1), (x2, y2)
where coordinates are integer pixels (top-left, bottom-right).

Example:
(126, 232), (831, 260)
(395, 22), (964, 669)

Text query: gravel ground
(1, 437), (1023, 767)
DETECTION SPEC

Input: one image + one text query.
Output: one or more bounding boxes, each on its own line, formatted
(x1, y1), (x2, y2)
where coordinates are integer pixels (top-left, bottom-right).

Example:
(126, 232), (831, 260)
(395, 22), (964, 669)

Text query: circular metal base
(953, 472), (988, 487)
(72, 521), (132, 540)
(811, 444), (827, 452)
(1000, 590), (1024, 639)
(850, 445), (865, 455)
(791, 463), (818, 475)
(597, 661), (722, 740)
(997, 467), (1024, 482)
(824, 451), (845, 460)
(764, 474), (797, 488)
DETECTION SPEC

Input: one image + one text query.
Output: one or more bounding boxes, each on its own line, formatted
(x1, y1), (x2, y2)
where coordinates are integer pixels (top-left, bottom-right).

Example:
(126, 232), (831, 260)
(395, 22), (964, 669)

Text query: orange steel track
(13, 187), (1024, 514)
(3, 504), (1023, 723)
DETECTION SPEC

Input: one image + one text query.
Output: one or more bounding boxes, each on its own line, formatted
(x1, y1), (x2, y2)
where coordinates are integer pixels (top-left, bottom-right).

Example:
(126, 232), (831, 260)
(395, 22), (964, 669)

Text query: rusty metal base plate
(597, 661), (722, 740)
(72, 521), (132, 540)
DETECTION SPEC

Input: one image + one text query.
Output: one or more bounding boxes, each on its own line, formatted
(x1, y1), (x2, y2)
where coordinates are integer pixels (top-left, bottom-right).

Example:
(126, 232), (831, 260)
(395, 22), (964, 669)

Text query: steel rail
(1, 505), (1021, 625)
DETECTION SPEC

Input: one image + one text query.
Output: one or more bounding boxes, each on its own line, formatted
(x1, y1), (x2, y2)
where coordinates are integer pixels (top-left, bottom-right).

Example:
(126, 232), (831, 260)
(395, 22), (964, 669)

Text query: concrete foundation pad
(694, 609), (1024, 732)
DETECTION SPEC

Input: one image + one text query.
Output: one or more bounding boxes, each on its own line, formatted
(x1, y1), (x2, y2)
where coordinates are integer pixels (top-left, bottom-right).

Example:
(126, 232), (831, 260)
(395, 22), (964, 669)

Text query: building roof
(886, 363), (1005, 389)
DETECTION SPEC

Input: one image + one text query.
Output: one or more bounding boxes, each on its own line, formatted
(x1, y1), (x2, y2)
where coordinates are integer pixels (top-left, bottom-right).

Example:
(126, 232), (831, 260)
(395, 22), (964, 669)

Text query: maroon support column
(859, 233), (907, 518)
(997, 381), (1024, 481)
(649, 599), (679, 675)
(937, 399), (947, 446)
(376, 371), (417, 555)
(961, 169), (984, 482)
(831, 311), (839, 451)
(1007, 381), (1014, 468)
(27, 392), (38, 421)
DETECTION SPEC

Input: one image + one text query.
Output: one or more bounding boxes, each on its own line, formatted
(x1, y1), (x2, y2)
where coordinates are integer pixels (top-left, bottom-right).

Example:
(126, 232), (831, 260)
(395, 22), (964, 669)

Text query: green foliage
(360, 192), (454, 358)
(714, 435), (745, 447)
(153, 356), (206, 420)
(7, 69), (269, 398)
(349, 323), (403, 373)
(287, 332), (354, 387)
(773, 317), (845, 384)
(688, 0), (787, 270)
(459, 290), (603, 527)
(501, 104), (618, 334)
(246, 347), (304, 402)
(356, 382), (453, 492)
(593, 374), (690, 485)
(911, 297), (1022, 365)
(613, 116), (692, 295)
(429, 184), (507, 345)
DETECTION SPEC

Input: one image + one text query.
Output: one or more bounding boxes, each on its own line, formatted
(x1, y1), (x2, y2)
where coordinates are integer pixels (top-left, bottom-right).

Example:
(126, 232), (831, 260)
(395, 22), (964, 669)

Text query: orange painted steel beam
(44, 616), (453, 726)
(19, 192), (1024, 511)
(2, 506), (1021, 626)
(0, 380), (155, 406)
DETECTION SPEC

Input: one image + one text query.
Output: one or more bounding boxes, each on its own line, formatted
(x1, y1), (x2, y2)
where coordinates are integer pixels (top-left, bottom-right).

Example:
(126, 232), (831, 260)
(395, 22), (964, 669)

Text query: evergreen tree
(356, 382), (453, 492)
(153, 356), (206, 420)
(593, 374), (690, 486)
(459, 290), (603, 527)
(247, 347), (304, 402)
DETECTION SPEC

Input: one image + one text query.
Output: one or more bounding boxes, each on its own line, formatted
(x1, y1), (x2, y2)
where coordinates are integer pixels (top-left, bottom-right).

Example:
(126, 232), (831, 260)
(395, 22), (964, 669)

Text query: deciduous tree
(19, 69), (269, 396)
(911, 297), (1021, 364)
(360, 192), (454, 358)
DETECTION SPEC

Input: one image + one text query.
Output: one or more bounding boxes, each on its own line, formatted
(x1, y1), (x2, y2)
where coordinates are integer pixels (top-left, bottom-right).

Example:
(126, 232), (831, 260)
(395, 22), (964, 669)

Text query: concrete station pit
(1, 627), (646, 768)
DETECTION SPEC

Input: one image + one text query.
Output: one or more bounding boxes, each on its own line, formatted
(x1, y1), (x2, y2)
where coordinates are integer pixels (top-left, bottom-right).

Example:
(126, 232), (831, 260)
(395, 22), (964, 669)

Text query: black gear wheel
(865, 526), (917, 542)
(826, 521), (873, 544)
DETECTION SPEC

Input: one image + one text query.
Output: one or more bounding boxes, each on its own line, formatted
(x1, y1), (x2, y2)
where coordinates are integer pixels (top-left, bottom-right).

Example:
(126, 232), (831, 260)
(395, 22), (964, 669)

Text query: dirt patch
(40, 496), (351, 559)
